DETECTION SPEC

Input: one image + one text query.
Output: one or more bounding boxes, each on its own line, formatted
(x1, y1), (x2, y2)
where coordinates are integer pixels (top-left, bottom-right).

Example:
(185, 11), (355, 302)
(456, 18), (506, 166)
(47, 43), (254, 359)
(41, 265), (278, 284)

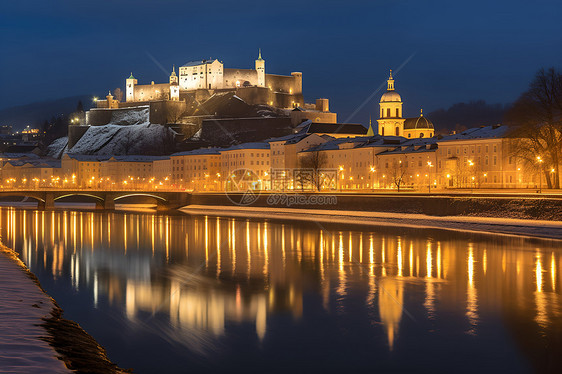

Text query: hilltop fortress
(86, 50), (324, 127)
(73, 51), (338, 149)
(124, 50), (302, 107)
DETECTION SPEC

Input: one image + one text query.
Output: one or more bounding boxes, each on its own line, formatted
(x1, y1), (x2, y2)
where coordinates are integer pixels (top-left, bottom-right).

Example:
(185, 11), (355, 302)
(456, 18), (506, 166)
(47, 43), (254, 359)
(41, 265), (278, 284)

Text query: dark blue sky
(1, 0), (561, 123)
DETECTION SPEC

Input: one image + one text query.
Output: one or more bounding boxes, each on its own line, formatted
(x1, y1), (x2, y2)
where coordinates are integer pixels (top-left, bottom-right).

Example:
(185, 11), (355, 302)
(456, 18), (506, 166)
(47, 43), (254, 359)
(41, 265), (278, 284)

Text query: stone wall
(290, 110), (337, 125)
(223, 68), (258, 88)
(265, 74), (300, 94)
(67, 125), (90, 149)
(133, 83), (171, 101)
(85, 106), (149, 126)
(189, 192), (562, 221)
(149, 100), (187, 125)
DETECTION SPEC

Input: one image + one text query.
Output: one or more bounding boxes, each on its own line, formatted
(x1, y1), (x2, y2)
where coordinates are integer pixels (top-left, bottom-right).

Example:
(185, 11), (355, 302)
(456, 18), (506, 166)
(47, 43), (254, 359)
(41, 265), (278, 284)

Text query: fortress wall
(266, 74), (299, 94)
(133, 83), (171, 101)
(178, 89), (213, 103)
(234, 87), (271, 105)
(68, 125), (90, 149)
(290, 111), (337, 125)
(85, 106), (149, 126)
(223, 68), (258, 88)
(85, 108), (113, 126)
(149, 100), (188, 125)
(272, 93), (304, 108)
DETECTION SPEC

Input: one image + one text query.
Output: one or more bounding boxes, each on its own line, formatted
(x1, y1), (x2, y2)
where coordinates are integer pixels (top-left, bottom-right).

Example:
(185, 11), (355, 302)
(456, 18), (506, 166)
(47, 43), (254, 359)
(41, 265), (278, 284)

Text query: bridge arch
(54, 193), (105, 202)
(0, 194), (45, 203)
(113, 193), (168, 202)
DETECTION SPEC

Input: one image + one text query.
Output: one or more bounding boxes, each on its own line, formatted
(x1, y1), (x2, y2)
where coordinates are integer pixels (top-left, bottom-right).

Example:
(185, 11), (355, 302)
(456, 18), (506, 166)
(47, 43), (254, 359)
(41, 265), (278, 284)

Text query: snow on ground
(181, 205), (562, 240)
(46, 137), (68, 158)
(68, 125), (122, 154)
(0, 248), (69, 373)
(69, 122), (176, 155)
(110, 106), (149, 125)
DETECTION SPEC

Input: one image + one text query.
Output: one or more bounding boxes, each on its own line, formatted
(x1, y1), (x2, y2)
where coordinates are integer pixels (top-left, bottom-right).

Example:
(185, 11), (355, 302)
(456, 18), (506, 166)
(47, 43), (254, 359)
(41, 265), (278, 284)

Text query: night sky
(1, 0), (561, 123)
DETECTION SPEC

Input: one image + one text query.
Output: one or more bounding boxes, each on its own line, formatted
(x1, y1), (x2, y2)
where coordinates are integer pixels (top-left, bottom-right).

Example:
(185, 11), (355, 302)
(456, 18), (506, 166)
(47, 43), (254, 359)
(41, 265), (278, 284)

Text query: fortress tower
(126, 72), (137, 102)
(169, 65), (178, 85)
(377, 70), (405, 137)
(255, 49), (265, 88)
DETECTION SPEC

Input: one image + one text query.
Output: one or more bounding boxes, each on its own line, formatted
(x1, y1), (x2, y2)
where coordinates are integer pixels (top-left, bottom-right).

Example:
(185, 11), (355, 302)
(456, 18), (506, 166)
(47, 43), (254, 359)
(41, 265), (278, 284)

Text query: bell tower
(255, 49), (265, 88)
(169, 65), (178, 85)
(126, 72), (137, 102)
(377, 70), (405, 137)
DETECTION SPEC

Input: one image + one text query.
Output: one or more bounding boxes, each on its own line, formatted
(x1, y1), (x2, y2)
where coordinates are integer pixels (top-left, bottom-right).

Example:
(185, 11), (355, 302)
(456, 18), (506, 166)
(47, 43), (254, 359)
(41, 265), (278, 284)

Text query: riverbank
(0, 245), (129, 373)
(182, 205), (562, 240)
(190, 192), (562, 221)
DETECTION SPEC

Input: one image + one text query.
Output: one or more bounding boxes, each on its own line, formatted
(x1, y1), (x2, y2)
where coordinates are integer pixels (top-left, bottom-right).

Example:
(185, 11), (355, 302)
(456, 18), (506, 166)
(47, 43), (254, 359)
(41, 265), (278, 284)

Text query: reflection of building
(378, 278), (404, 350)
(2, 208), (561, 358)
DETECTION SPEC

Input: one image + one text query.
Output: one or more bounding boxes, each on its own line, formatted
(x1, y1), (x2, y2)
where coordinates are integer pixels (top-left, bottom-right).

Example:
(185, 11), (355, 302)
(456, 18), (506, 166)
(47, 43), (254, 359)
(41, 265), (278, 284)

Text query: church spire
(387, 69), (395, 91)
(420, 108), (423, 117)
(257, 48), (263, 61)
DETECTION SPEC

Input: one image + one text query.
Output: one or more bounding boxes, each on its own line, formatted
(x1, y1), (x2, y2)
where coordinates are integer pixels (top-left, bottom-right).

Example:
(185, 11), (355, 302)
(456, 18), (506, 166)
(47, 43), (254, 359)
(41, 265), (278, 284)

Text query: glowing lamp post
(468, 160), (474, 192)
(338, 166), (344, 192)
(427, 161), (433, 193)
(369, 166), (376, 192)
(537, 156), (543, 193)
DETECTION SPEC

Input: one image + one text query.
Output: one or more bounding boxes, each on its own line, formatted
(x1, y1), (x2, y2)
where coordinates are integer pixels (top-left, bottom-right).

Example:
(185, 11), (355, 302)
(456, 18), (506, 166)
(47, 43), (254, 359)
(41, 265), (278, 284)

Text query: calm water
(2, 207), (562, 373)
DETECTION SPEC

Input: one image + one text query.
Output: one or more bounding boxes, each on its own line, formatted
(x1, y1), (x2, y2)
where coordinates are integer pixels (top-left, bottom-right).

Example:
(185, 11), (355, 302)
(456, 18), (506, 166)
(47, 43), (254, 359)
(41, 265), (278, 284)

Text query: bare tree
(506, 68), (562, 189)
(299, 151), (328, 191)
(113, 88), (123, 102)
(390, 159), (406, 192)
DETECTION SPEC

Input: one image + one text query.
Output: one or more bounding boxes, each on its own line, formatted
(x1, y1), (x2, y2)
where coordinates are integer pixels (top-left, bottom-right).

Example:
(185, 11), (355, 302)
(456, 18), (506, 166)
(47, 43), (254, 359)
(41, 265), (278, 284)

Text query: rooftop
(181, 59), (219, 67)
(439, 124), (509, 141)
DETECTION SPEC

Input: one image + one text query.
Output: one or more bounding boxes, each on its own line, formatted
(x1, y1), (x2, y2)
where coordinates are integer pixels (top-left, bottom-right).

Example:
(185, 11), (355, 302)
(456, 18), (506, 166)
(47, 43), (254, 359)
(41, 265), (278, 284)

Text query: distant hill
(427, 100), (510, 134)
(0, 95), (92, 130)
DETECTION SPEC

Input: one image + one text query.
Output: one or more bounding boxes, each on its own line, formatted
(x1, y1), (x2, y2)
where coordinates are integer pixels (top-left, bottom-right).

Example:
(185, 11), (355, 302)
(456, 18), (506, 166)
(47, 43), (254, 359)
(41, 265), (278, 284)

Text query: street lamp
(369, 166), (376, 192)
(427, 161), (433, 193)
(465, 159), (475, 190)
(537, 156), (543, 193)
(339, 166), (344, 192)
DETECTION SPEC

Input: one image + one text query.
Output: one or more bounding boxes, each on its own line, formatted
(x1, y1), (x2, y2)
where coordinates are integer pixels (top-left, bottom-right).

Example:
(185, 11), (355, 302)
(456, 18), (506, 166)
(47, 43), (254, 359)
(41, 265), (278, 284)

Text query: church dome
(403, 113), (434, 129)
(380, 90), (402, 102)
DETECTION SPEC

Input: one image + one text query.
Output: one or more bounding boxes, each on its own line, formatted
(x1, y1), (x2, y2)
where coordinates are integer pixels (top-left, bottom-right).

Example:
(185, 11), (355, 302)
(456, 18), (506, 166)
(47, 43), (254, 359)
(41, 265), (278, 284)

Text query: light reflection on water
(2, 207), (562, 373)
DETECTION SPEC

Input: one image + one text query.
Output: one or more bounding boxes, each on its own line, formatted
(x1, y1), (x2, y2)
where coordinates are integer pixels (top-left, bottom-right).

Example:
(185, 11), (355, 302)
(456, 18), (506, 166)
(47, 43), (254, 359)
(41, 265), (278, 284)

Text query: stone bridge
(0, 190), (191, 211)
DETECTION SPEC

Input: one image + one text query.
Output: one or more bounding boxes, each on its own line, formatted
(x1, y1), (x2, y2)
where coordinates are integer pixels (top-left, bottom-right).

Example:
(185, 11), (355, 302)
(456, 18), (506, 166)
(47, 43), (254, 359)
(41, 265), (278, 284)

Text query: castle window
(395, 127), (399, 136)
(396, 108), (399, 117)
(381, 127), (385, 136)
(420, 133), (424, 138)
(387, 108), (390, 117)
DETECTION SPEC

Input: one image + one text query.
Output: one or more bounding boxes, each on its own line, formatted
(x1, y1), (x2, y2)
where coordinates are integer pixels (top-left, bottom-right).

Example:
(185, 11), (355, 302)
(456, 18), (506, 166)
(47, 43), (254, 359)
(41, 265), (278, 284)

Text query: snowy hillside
(46, 137), (68, 158)
(69, 123), (176, 155)
(110, 106), (149, 125)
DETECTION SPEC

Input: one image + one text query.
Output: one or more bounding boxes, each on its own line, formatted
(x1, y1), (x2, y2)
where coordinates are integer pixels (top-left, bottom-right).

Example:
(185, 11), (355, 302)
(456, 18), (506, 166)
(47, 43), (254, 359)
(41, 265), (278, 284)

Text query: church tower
(377, 70), (405, 137)
(169, 65), (178, 85)
(126, 72), (137, 102)
(255, 49), (265, 88)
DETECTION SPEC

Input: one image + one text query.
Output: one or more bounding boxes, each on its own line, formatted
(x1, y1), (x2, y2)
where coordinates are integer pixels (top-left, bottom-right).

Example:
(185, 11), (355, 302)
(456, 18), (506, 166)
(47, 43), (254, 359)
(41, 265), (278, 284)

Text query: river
(2, 207), (561, 373)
